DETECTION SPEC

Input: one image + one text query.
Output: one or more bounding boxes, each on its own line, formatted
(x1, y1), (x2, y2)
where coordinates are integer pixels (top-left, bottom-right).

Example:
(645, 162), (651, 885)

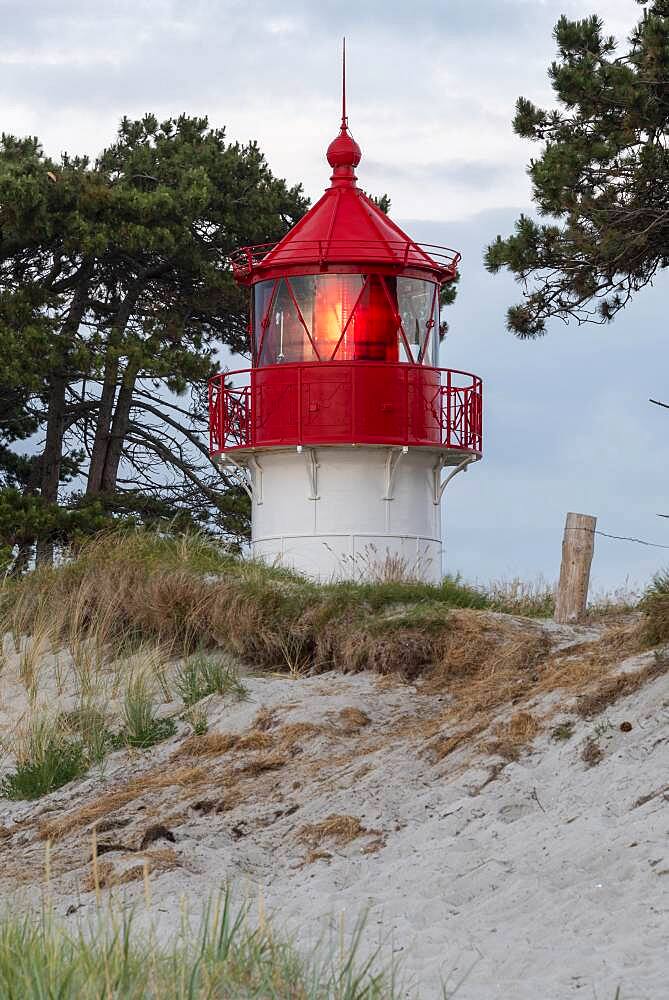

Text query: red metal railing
(229, 240), (461, 281)
(209, 363), (482, 457)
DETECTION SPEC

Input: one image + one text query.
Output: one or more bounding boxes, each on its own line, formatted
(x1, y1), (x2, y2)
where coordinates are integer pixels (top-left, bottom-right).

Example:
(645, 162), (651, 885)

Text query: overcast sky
(2, 0), (667, 592)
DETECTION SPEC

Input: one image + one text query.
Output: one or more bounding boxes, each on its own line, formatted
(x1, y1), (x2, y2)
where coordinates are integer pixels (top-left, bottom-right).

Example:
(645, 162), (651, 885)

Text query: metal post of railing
(208, 380), (214, 453)
(405, 365), (410, 444)
(446, 369), (452, 447)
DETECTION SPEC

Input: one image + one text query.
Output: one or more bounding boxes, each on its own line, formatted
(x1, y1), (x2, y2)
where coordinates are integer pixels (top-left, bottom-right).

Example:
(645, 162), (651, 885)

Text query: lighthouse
(209, 67), (482, 584)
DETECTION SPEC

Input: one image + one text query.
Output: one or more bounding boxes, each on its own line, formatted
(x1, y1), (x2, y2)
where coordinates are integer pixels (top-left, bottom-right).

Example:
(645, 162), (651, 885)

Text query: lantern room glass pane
(397, 278), (437, 366)
(343, 274), (399, 362)
(258, 278), (318, 364)
(253, 279), (277, 363)
(293, 274), (365, 361)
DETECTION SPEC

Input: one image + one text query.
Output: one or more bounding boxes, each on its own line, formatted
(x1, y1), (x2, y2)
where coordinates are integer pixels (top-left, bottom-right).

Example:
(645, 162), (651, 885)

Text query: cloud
(364, 158), (514, 190)
(0, 0), (641, 217)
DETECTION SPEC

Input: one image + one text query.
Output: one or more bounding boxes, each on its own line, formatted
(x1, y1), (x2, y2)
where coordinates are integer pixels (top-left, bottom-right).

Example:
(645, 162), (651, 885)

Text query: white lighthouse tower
(209, 77), (482, 583)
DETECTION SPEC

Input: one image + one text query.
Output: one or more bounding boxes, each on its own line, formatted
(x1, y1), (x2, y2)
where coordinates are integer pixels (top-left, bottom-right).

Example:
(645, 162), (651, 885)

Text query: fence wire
(573, 526), (669, 550)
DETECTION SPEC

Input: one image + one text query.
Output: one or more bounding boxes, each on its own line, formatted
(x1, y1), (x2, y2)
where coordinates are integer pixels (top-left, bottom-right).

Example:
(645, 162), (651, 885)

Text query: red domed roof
(230, 93), (460, 285)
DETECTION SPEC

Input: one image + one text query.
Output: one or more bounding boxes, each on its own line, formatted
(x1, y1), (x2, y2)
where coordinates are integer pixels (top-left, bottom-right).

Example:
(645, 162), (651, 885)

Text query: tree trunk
(35, 372), (66, 565)
(100, 362), (140, 493)
(86, 284), (143, 496)
(86, 351), (120, 495)
(36, 262), (93, 565)
(39, 373), (66, 505)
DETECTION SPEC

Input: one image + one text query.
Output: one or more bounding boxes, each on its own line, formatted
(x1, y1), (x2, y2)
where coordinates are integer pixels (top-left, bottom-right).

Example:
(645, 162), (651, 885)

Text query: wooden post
(554, 512), (597, 624)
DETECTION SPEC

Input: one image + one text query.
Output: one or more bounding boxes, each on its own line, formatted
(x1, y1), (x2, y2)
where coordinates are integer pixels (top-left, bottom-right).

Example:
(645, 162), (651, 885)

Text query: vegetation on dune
(0, 530), (494, 683)
(0, 895), (392, 999)
(0, 531), (644, 692)
(119, 673), (177, 750)
(640, 570), (669, 646)
(176, 652), (248, 707)
(0, 715), (87, 801)
(0, 530), (656, 803)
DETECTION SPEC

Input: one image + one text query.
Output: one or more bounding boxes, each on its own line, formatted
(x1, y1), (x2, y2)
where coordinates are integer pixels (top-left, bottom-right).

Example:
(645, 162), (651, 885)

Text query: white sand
(0, 625), (667, 999)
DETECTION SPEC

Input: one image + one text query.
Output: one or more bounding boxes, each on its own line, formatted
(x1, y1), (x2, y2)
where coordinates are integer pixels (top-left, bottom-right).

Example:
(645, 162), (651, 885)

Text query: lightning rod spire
(341, 37), (347, 130)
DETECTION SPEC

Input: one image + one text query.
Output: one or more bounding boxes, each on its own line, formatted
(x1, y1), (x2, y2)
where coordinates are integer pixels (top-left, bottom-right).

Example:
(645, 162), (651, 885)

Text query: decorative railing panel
(209, 363), (482, 456)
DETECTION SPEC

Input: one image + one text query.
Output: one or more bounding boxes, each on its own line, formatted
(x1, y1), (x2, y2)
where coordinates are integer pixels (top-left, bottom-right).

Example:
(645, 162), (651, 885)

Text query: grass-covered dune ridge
(2, 530), (658, 696)
(2, 531), (496, 680)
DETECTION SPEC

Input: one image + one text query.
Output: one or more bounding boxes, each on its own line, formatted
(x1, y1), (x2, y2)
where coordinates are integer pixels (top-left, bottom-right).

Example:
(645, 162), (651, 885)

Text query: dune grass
(640, 569), (669, 646)
(0, 714), (87, 801)
(0, 893), (392, 999)
(119, 672), (177, 750)
(176, 652), (248, 707)
(484, 576), (556, 618)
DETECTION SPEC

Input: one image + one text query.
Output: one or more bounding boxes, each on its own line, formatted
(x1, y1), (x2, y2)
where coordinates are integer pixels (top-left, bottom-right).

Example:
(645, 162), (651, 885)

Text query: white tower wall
(247, 446), (444, 583)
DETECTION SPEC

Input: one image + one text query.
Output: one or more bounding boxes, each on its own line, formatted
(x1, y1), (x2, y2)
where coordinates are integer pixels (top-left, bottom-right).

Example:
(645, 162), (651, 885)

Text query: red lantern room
(209, 55), (482, 582)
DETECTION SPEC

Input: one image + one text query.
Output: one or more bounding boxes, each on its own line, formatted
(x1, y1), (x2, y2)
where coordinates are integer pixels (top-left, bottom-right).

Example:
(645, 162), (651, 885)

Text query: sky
(1, 0), (667, 591)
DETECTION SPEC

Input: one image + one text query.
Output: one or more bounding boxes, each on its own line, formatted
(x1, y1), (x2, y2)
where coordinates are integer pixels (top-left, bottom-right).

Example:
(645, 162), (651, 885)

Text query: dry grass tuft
(297, 814), (369, 848)
(253, 708), (280, 731)
(311, 619), (437, 679)
(486, 711), (540, 761)
(142, 845), (181, 870)
(426, 724), (485, 762)
(174, 721), (322, 763)
(81, 860), (115, 893)
(81, 846), (180, 893)
(632, 783), (669, 810)
(426, 611), (549, 688)
(335, 707), (371, 734)
(173, 733), (239, 759)
(360, 836), (386, 855)
(304, 849), (333, 864)
(420, 612), (551, 735)
(581, 737), (604, 768)
(241, 752), (289, 776)
(236, 731), (274, 752)
(574, 652), (669, 718)
(275, 722), (323, 748)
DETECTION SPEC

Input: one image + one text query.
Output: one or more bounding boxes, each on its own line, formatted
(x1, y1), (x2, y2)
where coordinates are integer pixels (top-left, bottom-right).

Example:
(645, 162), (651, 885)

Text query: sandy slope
(0, 623), (667, 999)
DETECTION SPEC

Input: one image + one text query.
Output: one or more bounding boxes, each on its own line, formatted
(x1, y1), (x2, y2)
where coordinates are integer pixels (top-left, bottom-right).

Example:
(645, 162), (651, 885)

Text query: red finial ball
(326, 126), (362, 169)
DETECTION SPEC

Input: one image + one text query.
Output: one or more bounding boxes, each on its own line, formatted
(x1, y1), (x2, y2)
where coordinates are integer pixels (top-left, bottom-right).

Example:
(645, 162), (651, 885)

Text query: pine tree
(485, 1), (669, 337)
(0, 115), (308, 563)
